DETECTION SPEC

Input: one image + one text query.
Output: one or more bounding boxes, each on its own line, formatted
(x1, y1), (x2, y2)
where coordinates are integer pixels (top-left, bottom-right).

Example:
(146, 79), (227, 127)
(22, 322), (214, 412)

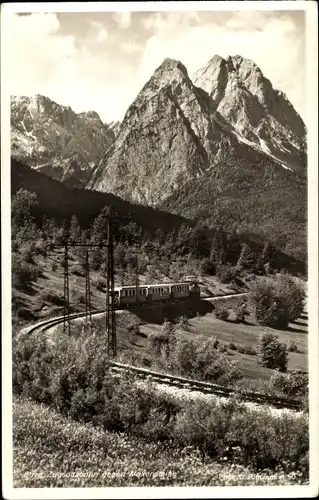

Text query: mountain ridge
(10, 55), (306, 260)
(11, 94), (116, 188)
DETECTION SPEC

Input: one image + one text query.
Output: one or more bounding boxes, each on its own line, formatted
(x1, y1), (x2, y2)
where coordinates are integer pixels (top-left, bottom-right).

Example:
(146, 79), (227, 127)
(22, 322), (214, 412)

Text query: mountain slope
(193, 55), (306, 171)
(88, 56), (306, 260)
(11, 95), (116, 188)
(11, 157), (305, 274)
(11, 158), (189, 233)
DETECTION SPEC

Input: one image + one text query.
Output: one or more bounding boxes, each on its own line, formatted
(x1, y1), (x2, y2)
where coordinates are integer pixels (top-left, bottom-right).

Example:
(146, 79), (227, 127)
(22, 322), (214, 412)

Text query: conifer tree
(237, 243), (258, 271)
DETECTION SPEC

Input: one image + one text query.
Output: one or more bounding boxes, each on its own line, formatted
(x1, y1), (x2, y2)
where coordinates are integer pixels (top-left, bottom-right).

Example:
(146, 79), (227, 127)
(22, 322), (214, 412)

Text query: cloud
(97, 27), (108, 42)
(120, 40), (141, 54)
(6, 13), (137, 122)
(112, 12), (131, 29)
(5, 11), (306, 123)
(89, 20), (108, 42)
(138, 11), (305, 118)
(8, 13), (77, 96)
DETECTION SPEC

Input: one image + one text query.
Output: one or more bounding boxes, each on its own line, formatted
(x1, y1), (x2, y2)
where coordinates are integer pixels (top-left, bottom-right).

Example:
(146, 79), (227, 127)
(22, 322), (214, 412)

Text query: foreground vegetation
(13, 396), (307, 487)
(11, 186), (308, 486)
(13, 330), (309, 480)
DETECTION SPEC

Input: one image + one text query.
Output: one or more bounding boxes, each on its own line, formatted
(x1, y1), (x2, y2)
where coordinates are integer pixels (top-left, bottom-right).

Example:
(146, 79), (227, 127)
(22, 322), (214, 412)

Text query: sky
(6, 8), (306, 123)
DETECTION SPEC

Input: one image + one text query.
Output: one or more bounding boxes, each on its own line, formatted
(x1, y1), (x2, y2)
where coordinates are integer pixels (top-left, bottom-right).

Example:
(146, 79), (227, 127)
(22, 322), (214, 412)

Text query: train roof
(114, 282), (192, 290)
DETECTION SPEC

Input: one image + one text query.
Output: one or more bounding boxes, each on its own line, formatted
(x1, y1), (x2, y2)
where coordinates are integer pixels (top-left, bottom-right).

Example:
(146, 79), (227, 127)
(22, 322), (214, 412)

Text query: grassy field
(13, 247), (307, 387)
(70, 298), (307, 386)
(13, 396), (305, 487)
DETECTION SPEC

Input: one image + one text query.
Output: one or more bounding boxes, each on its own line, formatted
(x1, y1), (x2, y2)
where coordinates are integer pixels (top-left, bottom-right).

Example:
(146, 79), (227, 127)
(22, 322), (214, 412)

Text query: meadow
(13, 395), (307, 488)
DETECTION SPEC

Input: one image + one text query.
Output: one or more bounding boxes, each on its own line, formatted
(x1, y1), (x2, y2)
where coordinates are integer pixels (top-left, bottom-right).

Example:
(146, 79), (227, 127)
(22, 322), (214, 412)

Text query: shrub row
(12, 332), (308, 477)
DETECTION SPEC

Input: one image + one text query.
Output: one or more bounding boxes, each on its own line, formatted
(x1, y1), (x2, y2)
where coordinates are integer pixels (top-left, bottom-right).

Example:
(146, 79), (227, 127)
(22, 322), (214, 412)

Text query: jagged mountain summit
(89, 56), (306, 200)
(11, 95), (116, 187)
(193, 55), (306, 171)
(10, 56), (306, 258)
(88, 56), (306, 258)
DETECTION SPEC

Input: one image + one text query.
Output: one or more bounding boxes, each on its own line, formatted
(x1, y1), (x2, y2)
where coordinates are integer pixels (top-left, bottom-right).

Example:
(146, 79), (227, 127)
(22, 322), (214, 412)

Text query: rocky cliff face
(193, 55), (306, 171)
(87, 56), (306, 259)
(89, 56), (306, 205)
(11, 95), (115, 187)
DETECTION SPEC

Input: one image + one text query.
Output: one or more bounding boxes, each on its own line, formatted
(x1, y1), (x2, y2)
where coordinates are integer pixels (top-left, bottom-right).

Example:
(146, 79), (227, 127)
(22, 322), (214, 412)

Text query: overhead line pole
(63, 242), (70, 335)
(44, 211), (131, 357)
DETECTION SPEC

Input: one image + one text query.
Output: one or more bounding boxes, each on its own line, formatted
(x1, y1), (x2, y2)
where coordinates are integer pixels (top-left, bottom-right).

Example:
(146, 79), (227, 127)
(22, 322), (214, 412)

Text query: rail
(19, 293), (303, 412)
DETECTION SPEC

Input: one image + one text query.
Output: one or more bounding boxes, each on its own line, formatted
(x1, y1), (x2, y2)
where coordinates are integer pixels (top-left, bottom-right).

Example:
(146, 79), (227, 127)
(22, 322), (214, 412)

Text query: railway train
(113, 281), (200, 308)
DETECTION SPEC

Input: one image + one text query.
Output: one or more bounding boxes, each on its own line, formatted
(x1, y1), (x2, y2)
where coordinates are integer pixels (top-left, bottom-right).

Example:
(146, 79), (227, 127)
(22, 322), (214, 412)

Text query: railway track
(21, 295), (303, 412)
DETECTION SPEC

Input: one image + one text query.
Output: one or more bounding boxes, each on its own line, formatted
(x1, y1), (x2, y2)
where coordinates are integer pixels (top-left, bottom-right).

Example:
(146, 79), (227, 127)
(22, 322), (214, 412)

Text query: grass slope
(57, 295), (307, 388)
(13, 396), (304, 487)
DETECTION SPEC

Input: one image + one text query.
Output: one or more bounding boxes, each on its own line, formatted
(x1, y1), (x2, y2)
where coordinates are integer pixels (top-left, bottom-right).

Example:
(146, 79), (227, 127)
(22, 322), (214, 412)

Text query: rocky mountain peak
(193, 54), (306, 170)
(134, 58), (193, 108)
(11, 94), (116, 187)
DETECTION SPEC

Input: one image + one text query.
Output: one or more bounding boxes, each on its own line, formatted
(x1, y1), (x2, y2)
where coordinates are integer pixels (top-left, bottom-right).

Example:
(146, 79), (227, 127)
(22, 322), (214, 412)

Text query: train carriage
(171, 282), (191, 300)
(147, 284), (171, 303)
(115, 285), (148, 308)
(114, 280), (200, 308)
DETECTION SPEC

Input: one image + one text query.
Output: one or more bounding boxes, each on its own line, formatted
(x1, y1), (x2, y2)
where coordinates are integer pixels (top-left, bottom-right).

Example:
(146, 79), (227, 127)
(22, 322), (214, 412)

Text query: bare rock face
(90, 56), (306, 205)
(11, 95), (116, 187)
(89, 58), (251, 202)
(193, 55), (306, 171)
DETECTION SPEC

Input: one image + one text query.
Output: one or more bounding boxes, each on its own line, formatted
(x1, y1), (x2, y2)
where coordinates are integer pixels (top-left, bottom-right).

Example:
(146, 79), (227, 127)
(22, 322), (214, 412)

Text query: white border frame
(1, 2), (318, 499)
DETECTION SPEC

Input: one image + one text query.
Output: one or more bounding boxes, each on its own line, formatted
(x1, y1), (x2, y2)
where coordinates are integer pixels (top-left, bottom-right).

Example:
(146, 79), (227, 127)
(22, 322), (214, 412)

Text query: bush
(214, 305), (229, 321)
(228, 342), (237, 351)
(218, 343), (228, 354)
(178, 315), (190, 331)
(216, 265), (240, 284)
(276, 273), (305, 322)
(170, 337), (243, 386)
(92, 277), (106, 292)
(288, 340), (298, 353)
(149, 332), (169, 357)
(70, 264), (85, 276)
(249, 275), (305, 328)
(127, 324), (140, 344)
(259, 332), (288, 372)
(20, 243), (36, 264)
(269, 370), (308, 398)
(12, 331), (308, 478)
(237, 345), (257, 356)
(12, 253), (39, 289)
(40, 289), (65, 306)
(200, 258), (216, 276)
(234, 303), (247, 323)
(71, 289), (87, 304)
(237, 243), (258, 272)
